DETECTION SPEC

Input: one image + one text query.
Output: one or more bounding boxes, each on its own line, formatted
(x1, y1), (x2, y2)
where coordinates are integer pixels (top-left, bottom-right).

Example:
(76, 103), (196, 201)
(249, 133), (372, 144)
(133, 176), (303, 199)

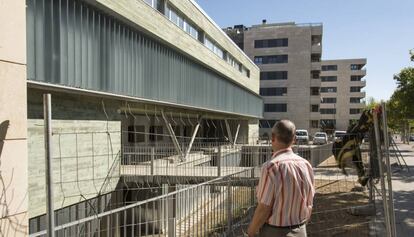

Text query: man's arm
(247, 203), (272, 237)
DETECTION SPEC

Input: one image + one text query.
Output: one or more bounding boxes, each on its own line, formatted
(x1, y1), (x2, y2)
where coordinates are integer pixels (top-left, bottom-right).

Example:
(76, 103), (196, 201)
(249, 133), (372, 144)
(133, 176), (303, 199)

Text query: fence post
(373, 111), (392, 237)
(226, 180), (232, 233)
(251, 168), (255, 206)
(381, 103), (397, 237)
(217, 146), (221, 177)
(43, 94), (55, 237)
(151, 147), (155, 176)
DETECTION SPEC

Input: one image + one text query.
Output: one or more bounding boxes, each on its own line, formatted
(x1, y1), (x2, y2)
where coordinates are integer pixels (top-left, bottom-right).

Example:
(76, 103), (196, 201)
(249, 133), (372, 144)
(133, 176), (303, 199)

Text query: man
(247, 120), (315, 237)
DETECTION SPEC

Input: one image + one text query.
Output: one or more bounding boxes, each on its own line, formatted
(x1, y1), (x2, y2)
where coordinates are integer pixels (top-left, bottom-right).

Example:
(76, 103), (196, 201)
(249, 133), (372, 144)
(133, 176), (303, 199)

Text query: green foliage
(364, 97), (378, 110)
(387, 52), (414, 130)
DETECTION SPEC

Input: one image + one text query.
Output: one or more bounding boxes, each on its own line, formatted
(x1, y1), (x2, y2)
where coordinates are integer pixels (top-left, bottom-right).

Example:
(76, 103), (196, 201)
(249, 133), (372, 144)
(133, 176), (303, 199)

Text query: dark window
(311, 104), (319, 112)
(260, 87), (287, 96)
(351, 75), (364, 81)
(311, 70), (320, 79)
(321, 65), (338, 71)
(320, 87), (337, 93)
(264, 103), (287, 112)
(350, 97), (361, 103)
(321, 76), (337, 82)
(350, 64), (364, 70)
(311, 87), (320, 96)
(321, 98), (337, 103)
(254, 38), (288, 48)
(350, 108), (361, 114)
(311, 35), (322, 46)
(128, 125), (145, 143)
(254, 55), (288, 64)
(260, 71), (288, 80)
(149, 126), (163, 142)
(311, 54), (321, 62)
(320, 108), (336, 114)
(310, 120), (319, 128)
(350, 87), (362, 92)
(320, 119), (336, 127)
(259, 120), (278, 128)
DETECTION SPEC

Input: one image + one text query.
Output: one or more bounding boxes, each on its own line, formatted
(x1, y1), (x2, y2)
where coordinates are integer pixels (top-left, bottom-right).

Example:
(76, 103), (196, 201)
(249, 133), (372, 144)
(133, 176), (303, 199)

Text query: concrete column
(0, 0), (28, 236)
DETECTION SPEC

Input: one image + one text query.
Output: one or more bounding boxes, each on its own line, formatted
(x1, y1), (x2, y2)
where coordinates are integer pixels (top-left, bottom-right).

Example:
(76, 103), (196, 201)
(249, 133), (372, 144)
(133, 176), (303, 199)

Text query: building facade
(320, 59), (367, 131)
(225, 21), (323, 137)
(2, 0), (263, 234)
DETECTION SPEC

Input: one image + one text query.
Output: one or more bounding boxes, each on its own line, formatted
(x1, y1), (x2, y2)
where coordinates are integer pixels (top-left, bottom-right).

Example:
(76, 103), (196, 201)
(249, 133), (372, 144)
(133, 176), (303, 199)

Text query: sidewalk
(391, 141), (414, 237)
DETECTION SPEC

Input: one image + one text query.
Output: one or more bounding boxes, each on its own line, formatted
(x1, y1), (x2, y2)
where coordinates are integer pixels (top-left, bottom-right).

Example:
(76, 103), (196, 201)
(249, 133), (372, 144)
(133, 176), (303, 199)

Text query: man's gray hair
(272, 120), (296, 145)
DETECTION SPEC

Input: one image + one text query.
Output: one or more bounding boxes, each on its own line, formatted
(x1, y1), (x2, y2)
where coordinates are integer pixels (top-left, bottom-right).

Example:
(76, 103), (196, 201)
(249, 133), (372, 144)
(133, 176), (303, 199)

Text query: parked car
(334, 130), (347, 142)
(410, 134), (414, 141)
(295, 129), (309, 144)
(313, 132), (328, 145)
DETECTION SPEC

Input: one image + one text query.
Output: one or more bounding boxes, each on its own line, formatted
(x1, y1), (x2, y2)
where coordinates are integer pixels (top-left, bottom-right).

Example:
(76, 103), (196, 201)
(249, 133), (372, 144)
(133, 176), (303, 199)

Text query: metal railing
(30, 168), (258, 237)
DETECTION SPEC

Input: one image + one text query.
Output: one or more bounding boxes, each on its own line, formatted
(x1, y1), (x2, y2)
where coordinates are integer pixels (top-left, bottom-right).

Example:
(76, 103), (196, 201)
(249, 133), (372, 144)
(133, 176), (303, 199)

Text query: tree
(387, 50), (414, 134)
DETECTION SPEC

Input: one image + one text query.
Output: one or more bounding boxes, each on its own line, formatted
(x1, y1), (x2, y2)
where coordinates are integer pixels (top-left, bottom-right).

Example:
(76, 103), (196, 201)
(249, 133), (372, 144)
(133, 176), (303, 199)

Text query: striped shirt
(256, 148), (315, 227)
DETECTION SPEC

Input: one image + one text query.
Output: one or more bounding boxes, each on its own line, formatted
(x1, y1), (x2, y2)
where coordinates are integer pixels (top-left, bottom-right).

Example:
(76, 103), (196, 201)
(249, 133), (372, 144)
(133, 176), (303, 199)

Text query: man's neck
(273, 145), (291, 153)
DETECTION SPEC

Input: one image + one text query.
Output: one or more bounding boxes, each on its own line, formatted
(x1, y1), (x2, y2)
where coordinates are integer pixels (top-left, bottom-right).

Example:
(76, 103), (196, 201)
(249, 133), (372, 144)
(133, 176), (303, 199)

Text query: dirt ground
(307, 179), (370, 237)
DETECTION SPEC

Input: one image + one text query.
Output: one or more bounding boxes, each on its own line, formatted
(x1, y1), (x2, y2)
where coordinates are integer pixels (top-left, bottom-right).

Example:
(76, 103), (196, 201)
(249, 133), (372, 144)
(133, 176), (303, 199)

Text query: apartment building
(225, 21), (323, 136)
(320, 59), (367, 131)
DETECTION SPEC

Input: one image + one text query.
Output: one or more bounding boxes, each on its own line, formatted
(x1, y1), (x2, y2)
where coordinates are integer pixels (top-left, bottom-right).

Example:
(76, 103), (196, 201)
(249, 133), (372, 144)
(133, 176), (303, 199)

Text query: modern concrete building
(225, 21), (323, 136)
(320, 59), (367, 131)
(2, 0), (263, 234)
(0, 1), (28, 236)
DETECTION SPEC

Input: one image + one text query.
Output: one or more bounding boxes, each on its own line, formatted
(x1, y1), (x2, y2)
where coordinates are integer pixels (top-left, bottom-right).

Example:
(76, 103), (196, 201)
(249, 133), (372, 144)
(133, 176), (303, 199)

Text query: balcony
(350, 102), (365, 109)
(350, 80), (366, 87)
(350, 91), (366, 98)
(350, 69), (366, 76)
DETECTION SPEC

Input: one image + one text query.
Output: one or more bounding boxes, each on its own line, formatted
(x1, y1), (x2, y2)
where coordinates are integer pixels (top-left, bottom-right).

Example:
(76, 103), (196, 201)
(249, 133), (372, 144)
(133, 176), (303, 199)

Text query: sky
(196, 0), (414, 101)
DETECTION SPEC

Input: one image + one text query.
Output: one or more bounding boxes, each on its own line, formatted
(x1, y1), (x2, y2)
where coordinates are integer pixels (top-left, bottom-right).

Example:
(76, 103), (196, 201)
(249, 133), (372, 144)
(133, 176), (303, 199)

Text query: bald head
(272, 120), (296, 145)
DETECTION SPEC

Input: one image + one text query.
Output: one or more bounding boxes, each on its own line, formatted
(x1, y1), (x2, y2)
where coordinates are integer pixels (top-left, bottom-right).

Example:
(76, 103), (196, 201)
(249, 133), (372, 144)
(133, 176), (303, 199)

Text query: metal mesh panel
(26, 0), (263, 117)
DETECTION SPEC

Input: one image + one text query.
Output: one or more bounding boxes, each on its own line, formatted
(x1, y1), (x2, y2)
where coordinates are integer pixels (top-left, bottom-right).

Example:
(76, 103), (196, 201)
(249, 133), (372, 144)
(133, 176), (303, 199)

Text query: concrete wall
(28, 119), (121, 218)
(27, 89), (125, 219)
(320, 59), (367, 131)
(243, 23), (323, 135)
(0, 0), (28, 235)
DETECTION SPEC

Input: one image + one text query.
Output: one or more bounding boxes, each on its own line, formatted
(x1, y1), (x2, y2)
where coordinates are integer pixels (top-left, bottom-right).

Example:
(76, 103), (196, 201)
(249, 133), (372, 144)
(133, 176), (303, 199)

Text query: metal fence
(29, 107), (398, 237)
(30, 168), (257, 237)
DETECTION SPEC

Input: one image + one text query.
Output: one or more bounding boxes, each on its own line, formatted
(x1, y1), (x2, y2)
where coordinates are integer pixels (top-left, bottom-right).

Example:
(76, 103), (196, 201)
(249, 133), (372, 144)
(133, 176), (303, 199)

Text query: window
(149, 126), (163, 142)
(204, 36), (224, 58)
(350, 109), (362, 114)
(350, 64), (364, 70)
(320, 119), (336, 127)
(259, 120), (278, 128)
(311, 104), (319, 112)
(310, 120), (319, 129)
(320, 108), (336, 114)
(311, 87), (320, 96)
(128, 125), (145, 143)
(311, 35), (322, 46)
(320, 87), (337, 93)
(322, 65), (338, 71)
(350, 97), (361, 103)
(321, 98), (337, 103)
(351, 75), (364, 81)
(321, 76), (337, 82)
(260, 87), (287, 96)
(254, 55), (288, 64)
(165, 4), (199, 40)
(350, 87), (362, 92)
(260, 71), (288, 80)
(264, 103), (287, 112)
(311, 70), (320, 79)
(254, 38), (288, 48)
(311, 54), (321, 62)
